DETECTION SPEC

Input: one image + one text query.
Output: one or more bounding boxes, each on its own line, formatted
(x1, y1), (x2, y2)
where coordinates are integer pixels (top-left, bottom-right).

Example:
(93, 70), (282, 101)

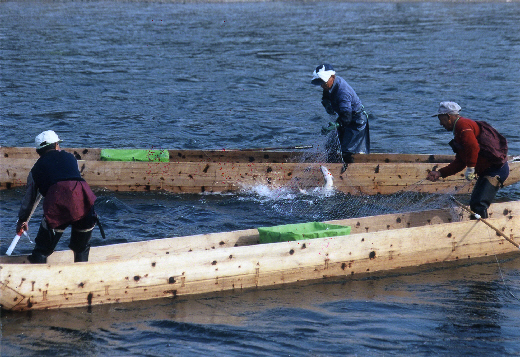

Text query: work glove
(465, 167), (476, 181)
(16, 220), (28, 235)
(321, 121), (340, 135)
(321, 99), (335, 115)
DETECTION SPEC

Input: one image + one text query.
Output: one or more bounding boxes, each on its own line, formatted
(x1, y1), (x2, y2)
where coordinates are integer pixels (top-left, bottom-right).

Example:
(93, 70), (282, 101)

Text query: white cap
(311, 64), (336, 85)
(35, 130), (62, 149)
(432, 101), (462, 117)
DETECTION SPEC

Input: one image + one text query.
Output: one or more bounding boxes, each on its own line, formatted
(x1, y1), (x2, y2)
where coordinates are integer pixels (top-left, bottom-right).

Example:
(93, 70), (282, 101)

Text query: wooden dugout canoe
(1, 146), (519, 195)
(1, 200), (520, 311)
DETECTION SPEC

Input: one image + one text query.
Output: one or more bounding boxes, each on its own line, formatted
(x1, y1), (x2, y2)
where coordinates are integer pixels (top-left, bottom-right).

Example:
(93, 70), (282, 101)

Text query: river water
(1, 1), (520, 356)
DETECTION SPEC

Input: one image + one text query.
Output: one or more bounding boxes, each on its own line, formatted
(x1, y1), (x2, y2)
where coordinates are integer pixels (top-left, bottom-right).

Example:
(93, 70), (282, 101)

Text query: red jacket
(439, 117), (495, 178)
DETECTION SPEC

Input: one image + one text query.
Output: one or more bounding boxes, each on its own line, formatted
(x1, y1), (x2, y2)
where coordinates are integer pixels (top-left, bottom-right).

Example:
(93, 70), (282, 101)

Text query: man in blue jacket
(17, 130), (98, 263)
(312, 64), (370, 163)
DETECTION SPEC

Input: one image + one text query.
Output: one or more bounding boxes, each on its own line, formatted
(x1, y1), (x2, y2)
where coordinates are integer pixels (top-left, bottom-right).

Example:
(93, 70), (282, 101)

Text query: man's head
(35, 130), (62, 155)
(311, 64), (336, 90)
(433, 101), (461, 131)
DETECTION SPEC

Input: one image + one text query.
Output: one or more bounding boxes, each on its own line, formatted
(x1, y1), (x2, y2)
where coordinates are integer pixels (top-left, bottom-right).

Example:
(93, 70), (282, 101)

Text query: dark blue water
(1, 1), (520, 356)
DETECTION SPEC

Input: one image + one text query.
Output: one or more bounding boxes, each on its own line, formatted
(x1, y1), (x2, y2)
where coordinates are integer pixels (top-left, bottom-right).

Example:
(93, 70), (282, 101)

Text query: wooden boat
(2, 146), (520, 195)
(1, 200), (519, 311)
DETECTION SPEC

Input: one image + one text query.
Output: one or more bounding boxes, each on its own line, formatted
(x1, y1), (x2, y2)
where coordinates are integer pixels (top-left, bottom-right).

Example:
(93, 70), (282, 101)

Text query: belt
(353, 105), (368, 118)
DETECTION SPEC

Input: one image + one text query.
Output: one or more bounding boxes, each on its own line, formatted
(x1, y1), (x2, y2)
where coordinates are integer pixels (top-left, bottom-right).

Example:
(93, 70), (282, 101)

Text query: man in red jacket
(426, 101), (509, 218)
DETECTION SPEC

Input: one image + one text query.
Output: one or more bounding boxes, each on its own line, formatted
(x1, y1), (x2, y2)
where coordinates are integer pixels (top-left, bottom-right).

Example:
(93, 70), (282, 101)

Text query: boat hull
(1, 201), (519, 311)
(3, 147), (519, 195)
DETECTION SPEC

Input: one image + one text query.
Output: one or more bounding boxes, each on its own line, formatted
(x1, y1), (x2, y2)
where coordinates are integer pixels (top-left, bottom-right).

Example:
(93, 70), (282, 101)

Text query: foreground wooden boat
(2, 146), (519, 195)
(1, 200), (519, 311)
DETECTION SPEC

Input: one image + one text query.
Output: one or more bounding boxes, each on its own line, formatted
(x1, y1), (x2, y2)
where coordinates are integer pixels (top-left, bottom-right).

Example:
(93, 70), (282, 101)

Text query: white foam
(239, 165), (336, 200)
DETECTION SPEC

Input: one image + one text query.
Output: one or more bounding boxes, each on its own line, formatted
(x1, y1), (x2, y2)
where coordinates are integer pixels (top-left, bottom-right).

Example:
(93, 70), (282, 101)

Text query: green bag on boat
(100, 149), (169, 162)
(257, 222), (351, 244)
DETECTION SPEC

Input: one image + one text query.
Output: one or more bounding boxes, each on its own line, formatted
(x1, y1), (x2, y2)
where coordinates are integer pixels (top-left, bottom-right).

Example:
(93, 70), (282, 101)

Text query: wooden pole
(451, 196), (520, 249)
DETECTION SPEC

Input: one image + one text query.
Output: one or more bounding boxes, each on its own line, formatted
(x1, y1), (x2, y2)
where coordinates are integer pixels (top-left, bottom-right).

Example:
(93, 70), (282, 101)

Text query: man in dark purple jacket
(17, 130), (98, 263)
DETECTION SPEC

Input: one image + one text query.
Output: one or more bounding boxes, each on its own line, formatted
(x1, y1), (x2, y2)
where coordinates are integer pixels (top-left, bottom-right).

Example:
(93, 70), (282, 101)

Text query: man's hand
(465, 167), (476, 181)
(16, 220), (28, 235)
(426, 171), (441, 182)
(321, 121), (339, 135)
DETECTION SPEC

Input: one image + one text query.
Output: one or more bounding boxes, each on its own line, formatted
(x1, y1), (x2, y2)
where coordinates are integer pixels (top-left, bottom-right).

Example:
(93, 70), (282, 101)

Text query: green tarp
(100, 149), (169, 162)
(257, 222), (351, 244)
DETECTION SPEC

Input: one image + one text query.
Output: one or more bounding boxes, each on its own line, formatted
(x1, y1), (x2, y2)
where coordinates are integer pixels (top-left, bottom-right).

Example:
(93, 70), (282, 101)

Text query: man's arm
(335, 93), (354, 125)
(438, 155), (467, 178)
(321, 90), (335, 115)
(18, 172), (39, 223)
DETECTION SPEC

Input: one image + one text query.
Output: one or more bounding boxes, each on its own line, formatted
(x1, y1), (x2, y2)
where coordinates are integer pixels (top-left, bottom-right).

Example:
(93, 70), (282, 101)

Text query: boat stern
(0, 280), (26, 311)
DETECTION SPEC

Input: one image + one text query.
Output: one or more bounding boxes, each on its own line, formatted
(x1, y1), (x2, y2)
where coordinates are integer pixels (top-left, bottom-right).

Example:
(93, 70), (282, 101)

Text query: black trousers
(28, 207), (97, 263)
(469, 175), (501, 219)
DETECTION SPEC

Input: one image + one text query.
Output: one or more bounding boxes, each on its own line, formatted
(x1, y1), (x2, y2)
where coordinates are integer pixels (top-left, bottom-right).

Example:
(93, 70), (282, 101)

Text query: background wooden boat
(2, 146), (519, 195)
(1, 201), (519, 311)
(1, 146), (456, 163)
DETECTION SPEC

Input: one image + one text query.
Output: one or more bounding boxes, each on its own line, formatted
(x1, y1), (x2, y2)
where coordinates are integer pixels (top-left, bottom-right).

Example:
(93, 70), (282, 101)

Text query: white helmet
(35, 130), (62, 149)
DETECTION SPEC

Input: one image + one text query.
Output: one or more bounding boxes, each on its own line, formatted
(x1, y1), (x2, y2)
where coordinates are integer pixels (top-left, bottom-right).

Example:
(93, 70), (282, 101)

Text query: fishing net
(247, 130), (472, 223)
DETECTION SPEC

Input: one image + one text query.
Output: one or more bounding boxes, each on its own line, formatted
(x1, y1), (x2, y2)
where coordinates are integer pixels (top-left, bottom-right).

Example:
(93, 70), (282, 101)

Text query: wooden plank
(1, 199), (517, 265)
(3, 155), (519, 195)
(1, 204), (469, 266)
(0, 158), (477, 194)
(1, 147), (304, 163)
(1, 201), (518, 309)
(0, 146), (455, 163)
(1, 209), (519, 311)
(0, 158), (32, 189)
(0, 147), (103, 161)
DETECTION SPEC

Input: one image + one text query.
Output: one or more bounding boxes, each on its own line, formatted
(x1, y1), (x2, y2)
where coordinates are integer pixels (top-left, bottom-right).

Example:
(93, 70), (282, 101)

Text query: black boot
(28, 222), (63, 264)
(28, 251), (48, 264)
(73, 246), (90, 262)
(69, 229), (93, 263)
(342, 152), (355, 164)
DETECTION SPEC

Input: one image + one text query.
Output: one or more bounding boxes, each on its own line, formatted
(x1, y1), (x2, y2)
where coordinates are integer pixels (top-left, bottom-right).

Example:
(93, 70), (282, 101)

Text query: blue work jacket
(323, 75), (370, 154)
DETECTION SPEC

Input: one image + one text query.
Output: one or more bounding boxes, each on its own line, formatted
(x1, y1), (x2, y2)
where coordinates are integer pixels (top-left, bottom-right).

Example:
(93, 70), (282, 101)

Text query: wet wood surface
(1, 201), (519, 311)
